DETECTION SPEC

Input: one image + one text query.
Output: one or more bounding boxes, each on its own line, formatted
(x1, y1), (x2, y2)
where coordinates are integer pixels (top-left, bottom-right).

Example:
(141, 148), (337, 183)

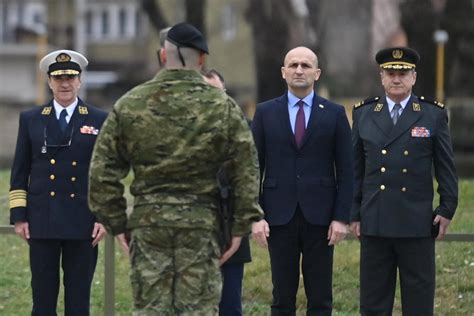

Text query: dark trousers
(360, 236), (435, 316)
(219, 263), (245, 316)
(268, 207), (333, 316)
(29, 239), (98, 316)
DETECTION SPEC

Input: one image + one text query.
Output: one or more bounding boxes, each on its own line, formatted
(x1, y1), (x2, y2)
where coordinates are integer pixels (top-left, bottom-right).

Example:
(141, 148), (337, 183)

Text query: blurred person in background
(203, 68), (252, 316)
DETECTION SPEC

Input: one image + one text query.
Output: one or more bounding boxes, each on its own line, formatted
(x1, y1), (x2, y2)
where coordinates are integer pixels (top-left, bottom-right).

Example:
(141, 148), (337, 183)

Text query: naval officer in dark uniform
(350, 47), (458, 316)
(9, 49), (108, 316)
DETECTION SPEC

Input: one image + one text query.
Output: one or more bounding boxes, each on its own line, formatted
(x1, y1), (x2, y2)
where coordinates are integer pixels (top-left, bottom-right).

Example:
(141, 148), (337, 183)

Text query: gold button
(380, 185), (386, 190)
(71, 177), (76, 182)
(402, 168), (407, 173)
(50, 174), (55, 180)
(72, 161), (77, 166)
(381, 149), (387, 155)
(70, 193), (75, 198)
(50, 191), (55, 197)
(381, 167), (386, 173)
(50, 159), (56, 165)
(404, 150), (409, 156)
(401, 187), (407, 192)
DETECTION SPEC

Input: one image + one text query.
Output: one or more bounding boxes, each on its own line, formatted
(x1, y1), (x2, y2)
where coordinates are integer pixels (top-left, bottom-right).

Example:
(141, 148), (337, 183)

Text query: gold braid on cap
(380, 61), (415, 69)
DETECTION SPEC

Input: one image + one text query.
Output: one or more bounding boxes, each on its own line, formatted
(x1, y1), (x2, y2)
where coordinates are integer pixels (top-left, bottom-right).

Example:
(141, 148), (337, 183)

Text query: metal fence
(0, 225), (472, 315)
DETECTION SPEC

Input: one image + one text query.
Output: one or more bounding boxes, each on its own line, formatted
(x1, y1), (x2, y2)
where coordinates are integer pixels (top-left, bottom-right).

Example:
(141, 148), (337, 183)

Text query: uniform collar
(385, 95), (410, 112)
(155, 69), (205, 83)
(53, 98), (78, 120)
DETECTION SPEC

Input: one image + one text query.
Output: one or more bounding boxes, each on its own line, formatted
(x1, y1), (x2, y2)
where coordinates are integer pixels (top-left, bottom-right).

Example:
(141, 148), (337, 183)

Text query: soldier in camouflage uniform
(88, 22), (263, 315)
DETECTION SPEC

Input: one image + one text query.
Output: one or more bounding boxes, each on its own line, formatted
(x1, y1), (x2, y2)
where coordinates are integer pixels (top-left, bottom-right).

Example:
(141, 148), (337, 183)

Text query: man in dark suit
(251, 46), (353, 316)
(9, 49), (108, 316)
(203, 68), (252, 316)
(350, 47), (458, 316)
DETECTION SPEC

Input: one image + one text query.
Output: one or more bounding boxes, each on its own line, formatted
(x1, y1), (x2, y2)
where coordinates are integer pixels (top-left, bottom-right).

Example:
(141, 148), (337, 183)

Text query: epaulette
(353, 96), (380, 109)
(419, 96), (444, 108)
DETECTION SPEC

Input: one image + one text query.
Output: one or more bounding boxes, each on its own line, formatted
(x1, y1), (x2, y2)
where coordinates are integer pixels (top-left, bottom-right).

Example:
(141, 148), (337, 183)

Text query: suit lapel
(69, 98), (88, 131)
(370, 99), (393, 137)
(276, 95), (298, 149)
(299, 94), (327, 149)
(384, 95), (423, 147)
(66, 99), (89, 148)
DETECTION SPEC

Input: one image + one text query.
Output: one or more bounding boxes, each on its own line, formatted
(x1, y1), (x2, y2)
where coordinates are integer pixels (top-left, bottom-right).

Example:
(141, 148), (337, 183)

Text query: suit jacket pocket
(263, 178), (277, 188)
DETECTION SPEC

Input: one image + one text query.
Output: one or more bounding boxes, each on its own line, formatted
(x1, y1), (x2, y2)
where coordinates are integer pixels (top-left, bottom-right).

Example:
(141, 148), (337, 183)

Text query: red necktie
(295, 100), (306, 147)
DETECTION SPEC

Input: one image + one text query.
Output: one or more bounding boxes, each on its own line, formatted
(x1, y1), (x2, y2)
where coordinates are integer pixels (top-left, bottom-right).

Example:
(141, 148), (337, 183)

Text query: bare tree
(246, 0), (318, 101)
(141, 0), (207, 37)
(185, 0), (206, 34)
(141, 0), (169, 31)
(441, 0), (474, 97)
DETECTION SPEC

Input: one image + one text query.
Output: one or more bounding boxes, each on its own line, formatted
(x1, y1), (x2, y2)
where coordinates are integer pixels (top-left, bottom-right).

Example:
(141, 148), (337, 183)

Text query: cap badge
(56, 53), (71, 63)
(392, 49), (403, 59)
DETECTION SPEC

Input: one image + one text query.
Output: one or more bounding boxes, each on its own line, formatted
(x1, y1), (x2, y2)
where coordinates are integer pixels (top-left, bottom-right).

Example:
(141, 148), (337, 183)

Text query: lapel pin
(412, 103), (421, 111)
(374, 103), (384, 112)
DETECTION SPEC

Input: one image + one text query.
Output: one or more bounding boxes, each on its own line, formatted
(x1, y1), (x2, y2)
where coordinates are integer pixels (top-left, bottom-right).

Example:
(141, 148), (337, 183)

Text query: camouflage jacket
(88, 69), (263, 235)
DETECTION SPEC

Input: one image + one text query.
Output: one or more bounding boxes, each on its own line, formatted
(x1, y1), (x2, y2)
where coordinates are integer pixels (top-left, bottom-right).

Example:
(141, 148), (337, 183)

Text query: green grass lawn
(0, 170), (473, 315)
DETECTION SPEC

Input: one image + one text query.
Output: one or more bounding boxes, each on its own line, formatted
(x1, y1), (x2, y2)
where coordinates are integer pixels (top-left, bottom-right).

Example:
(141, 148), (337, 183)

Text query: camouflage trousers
(130, 227), (222, 316)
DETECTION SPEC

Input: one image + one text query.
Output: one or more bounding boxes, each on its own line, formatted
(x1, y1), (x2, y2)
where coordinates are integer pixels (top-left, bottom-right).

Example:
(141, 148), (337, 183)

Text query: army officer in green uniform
(350, 47), (458, 316)
(88, 23), (263, 315)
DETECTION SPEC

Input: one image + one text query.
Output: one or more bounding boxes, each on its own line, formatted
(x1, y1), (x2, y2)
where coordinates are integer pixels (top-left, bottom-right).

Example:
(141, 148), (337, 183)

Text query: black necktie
(59, 109), (68, 132)
(391, 103), (402, 125)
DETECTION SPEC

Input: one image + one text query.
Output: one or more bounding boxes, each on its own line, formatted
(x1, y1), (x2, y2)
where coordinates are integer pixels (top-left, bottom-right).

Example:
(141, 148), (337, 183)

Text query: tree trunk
(185, 0), (206, 35)
(141, 0), (169, 31)
(246, 0), (293, 102)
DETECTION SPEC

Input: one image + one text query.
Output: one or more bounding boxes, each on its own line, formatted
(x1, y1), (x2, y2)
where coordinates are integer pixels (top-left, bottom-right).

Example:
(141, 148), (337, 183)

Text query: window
(221, 4), (237, 41)
(101, 10), (109, 36)
(119, 8), (126, 36)
(85, 3), (143, 41)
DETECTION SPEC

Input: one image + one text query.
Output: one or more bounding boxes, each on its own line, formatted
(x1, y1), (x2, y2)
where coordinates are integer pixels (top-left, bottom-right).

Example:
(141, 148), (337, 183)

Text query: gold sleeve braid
(9, 190), (27, 208)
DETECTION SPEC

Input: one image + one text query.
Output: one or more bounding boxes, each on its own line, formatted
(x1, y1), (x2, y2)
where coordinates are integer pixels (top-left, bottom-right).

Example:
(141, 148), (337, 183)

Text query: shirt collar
(53, 98), (78, 119)
(288, 91), (314, 108)
(386, 95), (411, 112)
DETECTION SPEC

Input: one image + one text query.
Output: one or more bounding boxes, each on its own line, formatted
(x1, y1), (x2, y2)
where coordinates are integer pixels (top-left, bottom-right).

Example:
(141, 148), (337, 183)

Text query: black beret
(375, 47), (420, 70)
(167, 22), (209, 54)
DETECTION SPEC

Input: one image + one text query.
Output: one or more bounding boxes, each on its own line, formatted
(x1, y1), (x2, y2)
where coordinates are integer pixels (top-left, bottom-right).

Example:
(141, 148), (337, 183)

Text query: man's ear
(160, 49), (167, 65)
(198, 53), (206, 66)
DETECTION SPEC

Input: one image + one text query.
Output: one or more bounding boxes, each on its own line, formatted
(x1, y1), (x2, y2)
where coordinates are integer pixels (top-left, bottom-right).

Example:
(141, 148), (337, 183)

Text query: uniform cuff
(10, 207), (27, 224)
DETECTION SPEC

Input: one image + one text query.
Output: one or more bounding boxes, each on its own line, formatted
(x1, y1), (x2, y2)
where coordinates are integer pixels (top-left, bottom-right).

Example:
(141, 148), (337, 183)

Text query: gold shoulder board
(419, 96), (445, 108)
(354, 96), (380, 109)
